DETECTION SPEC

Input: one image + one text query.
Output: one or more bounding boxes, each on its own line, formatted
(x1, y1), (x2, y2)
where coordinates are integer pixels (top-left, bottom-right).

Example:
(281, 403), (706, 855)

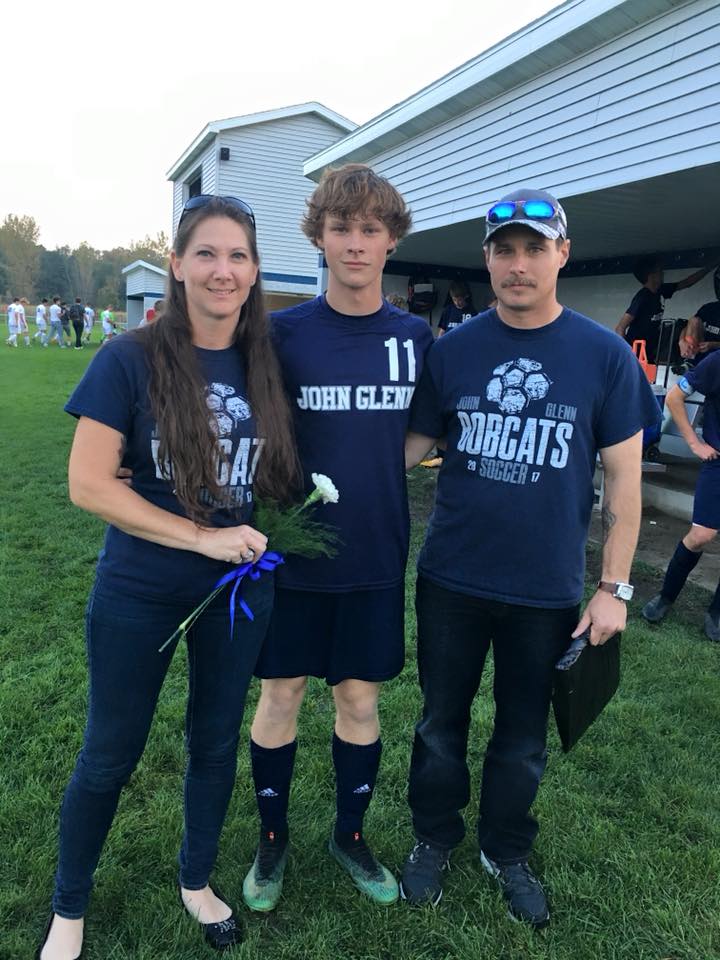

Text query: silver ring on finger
(241, 548), (255, 563)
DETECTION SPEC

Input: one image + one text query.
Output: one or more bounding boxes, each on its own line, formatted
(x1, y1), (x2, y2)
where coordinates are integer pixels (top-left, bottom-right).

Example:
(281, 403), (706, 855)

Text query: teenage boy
(6, 296), (20, 346)
(642, 351), (720, 641)
(243, 164), (433, 911)
(83, 303), (95, 342)
(437, 280), (476, 336)
(35, 298), (49, 345)
(399, 189), (659, 926)
(49, 297), (65, 347)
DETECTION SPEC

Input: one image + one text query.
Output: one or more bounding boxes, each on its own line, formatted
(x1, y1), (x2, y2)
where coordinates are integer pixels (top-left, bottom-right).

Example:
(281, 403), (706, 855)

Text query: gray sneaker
(704, 611), (720, 642)
(399, 840), (450, 906)
(642, 594), (673, 624)
(481, 851), (550, 928)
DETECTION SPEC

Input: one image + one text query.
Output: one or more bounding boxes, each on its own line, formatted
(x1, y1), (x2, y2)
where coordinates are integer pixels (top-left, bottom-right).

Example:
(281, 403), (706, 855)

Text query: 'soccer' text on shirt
(456, 402), (577, 484)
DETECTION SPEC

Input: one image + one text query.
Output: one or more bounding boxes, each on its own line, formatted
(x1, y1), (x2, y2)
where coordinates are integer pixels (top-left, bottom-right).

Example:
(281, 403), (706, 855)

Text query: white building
(305, 0), (720, 329)
(167, 102), (356, 312)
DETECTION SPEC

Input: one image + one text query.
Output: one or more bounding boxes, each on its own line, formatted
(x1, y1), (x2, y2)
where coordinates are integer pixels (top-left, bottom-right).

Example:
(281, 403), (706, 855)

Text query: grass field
(1, 343), (719, 960)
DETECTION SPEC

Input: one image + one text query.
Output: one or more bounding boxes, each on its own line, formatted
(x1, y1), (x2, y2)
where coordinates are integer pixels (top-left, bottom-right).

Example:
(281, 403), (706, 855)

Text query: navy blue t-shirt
(272, 295), (433, 591)
(624, 282), (678, 362)
(65, 335), (262, 603)
(410, 308), (660, 607)
(696, 301), (720, 342)
(682, 351), (720, 450)
(438, 303), (476, 332)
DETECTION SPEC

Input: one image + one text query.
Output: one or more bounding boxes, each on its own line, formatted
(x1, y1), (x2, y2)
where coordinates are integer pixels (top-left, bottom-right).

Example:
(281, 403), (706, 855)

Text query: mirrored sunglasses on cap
(486, 198), (557, 224)
(179, 194), (256, 230)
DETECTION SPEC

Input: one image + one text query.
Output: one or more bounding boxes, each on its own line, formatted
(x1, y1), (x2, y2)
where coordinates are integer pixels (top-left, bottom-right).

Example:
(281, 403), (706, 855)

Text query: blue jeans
(408, 575), (578, 863)
(49, 320), (64, 344)
(52, 573), (273, 918)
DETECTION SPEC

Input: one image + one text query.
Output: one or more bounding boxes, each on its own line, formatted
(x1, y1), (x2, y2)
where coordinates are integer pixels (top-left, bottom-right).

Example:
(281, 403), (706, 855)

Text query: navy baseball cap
(484, 189), (567, 243)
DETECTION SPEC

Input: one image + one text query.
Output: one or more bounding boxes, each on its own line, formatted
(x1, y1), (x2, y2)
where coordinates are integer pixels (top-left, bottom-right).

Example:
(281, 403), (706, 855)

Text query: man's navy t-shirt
(696, 301), (720, 343)
(409, 308), (660, 608)
(65, 335), (261, 603)
(272, 295), (433, 592)
(624, 282), (678, 362)
(683, 351), (720, 450)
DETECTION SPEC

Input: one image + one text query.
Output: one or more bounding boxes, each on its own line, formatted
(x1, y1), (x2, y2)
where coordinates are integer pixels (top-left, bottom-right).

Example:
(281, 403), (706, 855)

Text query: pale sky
(3, 0), (564, 251)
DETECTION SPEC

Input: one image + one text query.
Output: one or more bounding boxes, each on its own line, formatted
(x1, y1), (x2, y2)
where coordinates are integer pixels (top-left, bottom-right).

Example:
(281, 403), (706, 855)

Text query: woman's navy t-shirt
(409, 308), (661, 608)
(65, 335), (261, 603)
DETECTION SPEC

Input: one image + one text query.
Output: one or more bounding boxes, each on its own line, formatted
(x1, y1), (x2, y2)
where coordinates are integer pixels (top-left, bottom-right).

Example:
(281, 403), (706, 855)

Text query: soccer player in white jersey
(35, 299), (50, 345)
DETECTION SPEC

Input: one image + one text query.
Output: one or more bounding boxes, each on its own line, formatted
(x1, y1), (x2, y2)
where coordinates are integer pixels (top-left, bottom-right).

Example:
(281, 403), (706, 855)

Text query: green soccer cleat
(328, 832), (399, 905)
(242, 830), (289, 913)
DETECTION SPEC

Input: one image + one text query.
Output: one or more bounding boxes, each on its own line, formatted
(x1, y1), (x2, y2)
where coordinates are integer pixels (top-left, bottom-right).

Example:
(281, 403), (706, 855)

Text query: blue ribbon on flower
(214, 550), (284, 637)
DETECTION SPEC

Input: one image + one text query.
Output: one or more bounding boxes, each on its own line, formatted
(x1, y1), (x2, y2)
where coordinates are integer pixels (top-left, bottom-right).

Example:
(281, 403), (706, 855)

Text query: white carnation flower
(311, 472), (340, 504)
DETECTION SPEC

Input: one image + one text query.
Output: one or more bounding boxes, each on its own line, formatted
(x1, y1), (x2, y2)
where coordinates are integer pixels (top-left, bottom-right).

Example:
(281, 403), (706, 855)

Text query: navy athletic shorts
(254, 583), (405, 686)
(692, 458), (720, 530)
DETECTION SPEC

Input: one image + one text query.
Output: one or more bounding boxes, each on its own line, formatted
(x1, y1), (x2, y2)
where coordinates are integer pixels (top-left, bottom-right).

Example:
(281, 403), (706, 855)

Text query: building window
(188, 173), (202, 198)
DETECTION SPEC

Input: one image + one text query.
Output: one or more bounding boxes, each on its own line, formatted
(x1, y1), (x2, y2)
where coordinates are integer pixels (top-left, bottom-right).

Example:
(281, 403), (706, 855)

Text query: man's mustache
(501, 277), (537, 288)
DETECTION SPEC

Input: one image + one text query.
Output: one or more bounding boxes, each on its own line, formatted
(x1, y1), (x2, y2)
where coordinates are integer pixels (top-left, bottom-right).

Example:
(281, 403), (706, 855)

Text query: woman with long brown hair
(37, 196), (299, 958)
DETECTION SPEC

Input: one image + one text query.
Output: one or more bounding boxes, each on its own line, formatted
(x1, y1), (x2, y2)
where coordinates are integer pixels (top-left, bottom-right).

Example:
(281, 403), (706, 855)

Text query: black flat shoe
(178, 883), (244, 951)
(35, 913), (85, 960)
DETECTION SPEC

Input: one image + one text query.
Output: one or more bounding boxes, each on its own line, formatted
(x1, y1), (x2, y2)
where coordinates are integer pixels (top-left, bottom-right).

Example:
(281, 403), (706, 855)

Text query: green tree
(0, 250), (9, 299)
(129, 232), (170, 268)
(37, 248), (74, 301)
(0, 215), (41, 300)
(98, 247), (132, 305)
(70, 242), (98, 301)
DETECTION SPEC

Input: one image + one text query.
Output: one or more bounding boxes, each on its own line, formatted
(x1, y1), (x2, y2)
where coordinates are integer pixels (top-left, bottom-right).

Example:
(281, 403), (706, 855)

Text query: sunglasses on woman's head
(179, 195), (256, 230)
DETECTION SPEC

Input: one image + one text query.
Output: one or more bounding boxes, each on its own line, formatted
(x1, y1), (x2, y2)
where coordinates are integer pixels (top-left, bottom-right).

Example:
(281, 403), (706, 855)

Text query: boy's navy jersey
(696, 301), (720, 342)
(623, 283), (678, 362)
(65, 335), (261, 603)
(438, 303), (476, 333)
(409, 308), (660, 608)
(682, 351), (720, 450)
(272, 295), (433, 591)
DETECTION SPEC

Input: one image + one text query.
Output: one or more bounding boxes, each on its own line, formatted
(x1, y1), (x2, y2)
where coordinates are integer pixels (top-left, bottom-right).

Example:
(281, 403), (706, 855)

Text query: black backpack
(69, 302), (84, 321)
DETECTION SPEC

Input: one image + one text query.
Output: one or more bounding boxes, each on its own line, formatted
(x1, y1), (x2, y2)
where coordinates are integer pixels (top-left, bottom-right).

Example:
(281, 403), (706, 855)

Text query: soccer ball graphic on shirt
(486, 358), (552, 414)
(205, 382), (251, 437)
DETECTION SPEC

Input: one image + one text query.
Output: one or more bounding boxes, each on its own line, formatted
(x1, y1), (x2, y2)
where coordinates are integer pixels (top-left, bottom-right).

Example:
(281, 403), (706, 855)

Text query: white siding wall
(172, 181), (184, 231)
(216, 115), (346, 284)
(172, 143), (219, 234)
(125, 267), (167, 297)
(126, 299), (144, 329)
(366, 0), (720, 231)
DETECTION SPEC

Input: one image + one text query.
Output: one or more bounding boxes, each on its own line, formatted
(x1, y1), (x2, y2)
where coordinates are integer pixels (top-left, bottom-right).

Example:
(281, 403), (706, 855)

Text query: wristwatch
(597, 580), (634, 601)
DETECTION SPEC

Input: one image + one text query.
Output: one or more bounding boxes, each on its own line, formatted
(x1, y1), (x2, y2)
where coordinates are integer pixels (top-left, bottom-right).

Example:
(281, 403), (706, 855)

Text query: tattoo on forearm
(601, 502), (616, 545)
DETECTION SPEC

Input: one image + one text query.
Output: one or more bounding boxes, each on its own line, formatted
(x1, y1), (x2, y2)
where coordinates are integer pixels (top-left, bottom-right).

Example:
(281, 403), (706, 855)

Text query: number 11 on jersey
(384, 338), (417, 382)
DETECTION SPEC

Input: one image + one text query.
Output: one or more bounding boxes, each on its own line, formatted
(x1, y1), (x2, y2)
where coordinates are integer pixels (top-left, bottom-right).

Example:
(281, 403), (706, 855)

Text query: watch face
(616, 583), (634, 601)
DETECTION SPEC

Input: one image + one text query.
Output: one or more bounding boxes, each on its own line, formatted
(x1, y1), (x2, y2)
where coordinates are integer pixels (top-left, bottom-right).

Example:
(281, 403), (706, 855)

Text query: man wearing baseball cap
(399, 189), (659, 925)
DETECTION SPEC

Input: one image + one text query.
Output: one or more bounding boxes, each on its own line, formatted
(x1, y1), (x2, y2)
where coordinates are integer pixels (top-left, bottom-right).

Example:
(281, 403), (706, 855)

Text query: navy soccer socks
(332, 733), (381, 842)
(661, 540), (702, 602)
(250, 738), (297, 837)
